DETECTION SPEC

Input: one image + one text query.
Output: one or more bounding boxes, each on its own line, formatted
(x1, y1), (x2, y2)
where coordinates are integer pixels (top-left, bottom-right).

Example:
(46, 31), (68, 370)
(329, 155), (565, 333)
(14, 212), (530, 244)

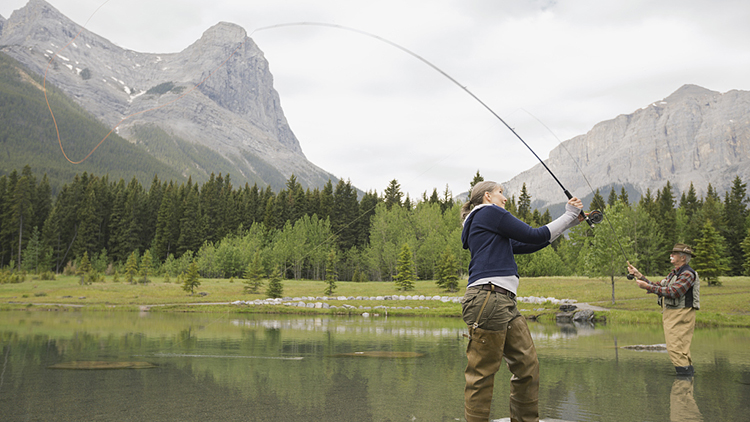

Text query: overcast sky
(3, 0), (750, 199)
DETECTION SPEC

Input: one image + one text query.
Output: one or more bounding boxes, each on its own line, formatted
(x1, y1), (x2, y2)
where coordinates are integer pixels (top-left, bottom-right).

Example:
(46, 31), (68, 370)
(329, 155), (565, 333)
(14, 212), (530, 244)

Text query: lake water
(1, 310), (749, 421)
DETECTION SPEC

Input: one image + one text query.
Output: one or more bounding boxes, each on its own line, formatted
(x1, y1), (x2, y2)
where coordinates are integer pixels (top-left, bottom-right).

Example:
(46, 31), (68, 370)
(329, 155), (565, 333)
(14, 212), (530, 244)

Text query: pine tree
(657, 181), (677, 248)
(139, 249), (153, 284)
(469, 171), (484, 193)
(357, 190), (380, 247)
(517, 183), (532, 223)
(34, 173), (52, 232)
(324, 249), (338, 296)
(639, 188), (657, 218)
(607, 188), (618, 207)
(436, 248), (459, 293)
(359, 269), (369, 282)
(332, 179), (360, 251)
(394, 243), (415, 291)
(10, 166), (35, 270)
(741, 228), (750, 276)
(701, 183), (724, 228)
(266, 266), (284, 298)
(679, 183), (703, 247)
(722, 176), (748, 275)
(384, 179), (403, 210)
(177, 184), (204, 255)
(692, 220), (728, 286)
(124, 251), (138, 284)
(200, 173), (224, 244)
(441, 184), (454, 213)
(531, 209), (542, 227)
(679, 182), (700, 219)
(92, 248), (109, 274)
(73, 184), (100, 260)
(541, 209), (552, 226)
(182, 260), (201, 294)
(590, 189), (606, 212)
(618, 187), (629, 207)
(283, 174), (306, 223)
(152, 183), (177, 261)
(319, 180), (334, 221)
(305, 187), (321, 220)
(505, 195), (517, 216)
(403, 194), (413, 211)
(242, 251), (264, 293)
(78, 251), (93, 285)
(21, 226), (43, 273)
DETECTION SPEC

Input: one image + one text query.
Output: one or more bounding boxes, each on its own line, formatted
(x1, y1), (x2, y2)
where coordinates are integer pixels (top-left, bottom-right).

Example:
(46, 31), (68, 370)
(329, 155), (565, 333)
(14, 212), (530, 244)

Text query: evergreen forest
(2, 165), (749, 288)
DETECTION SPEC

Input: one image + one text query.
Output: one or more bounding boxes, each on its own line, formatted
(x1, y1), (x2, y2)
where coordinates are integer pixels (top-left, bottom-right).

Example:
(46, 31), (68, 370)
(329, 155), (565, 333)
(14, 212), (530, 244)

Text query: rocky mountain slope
(0, 0), (335, 190)
(502, 84), (750, 210)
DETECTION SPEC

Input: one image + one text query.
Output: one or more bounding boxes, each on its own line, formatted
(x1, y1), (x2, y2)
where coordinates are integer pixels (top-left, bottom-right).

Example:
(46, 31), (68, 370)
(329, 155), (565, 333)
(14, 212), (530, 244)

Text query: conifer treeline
(2, 165), (748, 283)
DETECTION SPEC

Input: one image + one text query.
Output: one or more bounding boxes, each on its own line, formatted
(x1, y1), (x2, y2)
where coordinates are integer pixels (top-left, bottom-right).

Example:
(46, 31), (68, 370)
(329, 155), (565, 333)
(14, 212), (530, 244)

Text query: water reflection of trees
(2, 315), (750, 421)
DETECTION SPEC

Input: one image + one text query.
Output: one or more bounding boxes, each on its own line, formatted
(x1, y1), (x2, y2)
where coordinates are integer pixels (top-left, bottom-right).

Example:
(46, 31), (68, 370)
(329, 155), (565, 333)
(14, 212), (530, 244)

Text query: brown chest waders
(466, 284), (495, 342)
(463, 285), (539, 422)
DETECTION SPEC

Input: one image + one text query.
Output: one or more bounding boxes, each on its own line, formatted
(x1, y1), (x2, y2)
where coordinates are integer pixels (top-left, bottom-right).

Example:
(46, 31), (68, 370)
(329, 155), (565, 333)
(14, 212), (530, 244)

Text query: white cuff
(545, 203), (581, 241)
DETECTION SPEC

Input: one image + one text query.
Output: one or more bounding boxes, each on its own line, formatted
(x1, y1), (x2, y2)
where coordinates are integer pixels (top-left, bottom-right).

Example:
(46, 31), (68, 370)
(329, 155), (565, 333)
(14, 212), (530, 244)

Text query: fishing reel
(587, 210), (603, 225)
(579, 209), (603, 228)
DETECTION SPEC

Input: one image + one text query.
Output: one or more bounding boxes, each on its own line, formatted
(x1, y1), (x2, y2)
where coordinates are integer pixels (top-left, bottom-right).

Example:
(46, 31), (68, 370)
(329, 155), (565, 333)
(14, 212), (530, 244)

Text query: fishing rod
(252, 22), (603, 228)
(522, 111), (635, 278)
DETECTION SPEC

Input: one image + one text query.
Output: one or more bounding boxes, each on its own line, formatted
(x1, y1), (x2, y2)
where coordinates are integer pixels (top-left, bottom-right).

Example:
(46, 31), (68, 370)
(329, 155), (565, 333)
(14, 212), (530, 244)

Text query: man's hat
(670, 243), (694, 256)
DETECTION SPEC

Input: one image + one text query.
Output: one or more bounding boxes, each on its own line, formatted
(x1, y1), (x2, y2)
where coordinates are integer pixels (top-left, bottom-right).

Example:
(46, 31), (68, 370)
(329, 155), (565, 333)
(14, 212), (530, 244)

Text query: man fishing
(627, 244), (700, 376)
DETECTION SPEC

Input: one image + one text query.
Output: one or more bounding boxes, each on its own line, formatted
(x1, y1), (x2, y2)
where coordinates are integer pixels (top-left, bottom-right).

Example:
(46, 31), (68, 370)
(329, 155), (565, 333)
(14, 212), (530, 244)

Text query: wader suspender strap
(471, 284), (494, 329)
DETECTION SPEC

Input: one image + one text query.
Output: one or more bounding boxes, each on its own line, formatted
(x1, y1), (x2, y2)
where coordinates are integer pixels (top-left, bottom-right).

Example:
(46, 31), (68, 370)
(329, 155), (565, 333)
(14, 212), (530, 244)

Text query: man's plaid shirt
(641, 264), (695, 298)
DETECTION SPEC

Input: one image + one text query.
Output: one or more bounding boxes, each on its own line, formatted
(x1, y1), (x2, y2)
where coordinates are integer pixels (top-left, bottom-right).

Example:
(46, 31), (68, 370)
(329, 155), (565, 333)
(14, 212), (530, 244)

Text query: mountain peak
(203, 22), (247, 41)
(0, 0), (335, 191)
(182, 21), (250, 54)
(8, 0), (64, 22)
(0, 0), (75, 47)
(663, 84), (718, 102)
(501, 84), (750, 211)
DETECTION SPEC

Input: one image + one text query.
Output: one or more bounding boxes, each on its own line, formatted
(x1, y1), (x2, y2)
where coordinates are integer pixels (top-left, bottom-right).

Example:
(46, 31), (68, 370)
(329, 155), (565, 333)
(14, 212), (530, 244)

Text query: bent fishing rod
(252, 22), (602, 227)
(522, 112), (635, 278)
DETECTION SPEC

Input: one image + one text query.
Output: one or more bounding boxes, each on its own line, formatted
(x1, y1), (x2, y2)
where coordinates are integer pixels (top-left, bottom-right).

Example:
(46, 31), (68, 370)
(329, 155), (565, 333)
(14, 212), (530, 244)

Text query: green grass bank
(2, 275), (749, 327)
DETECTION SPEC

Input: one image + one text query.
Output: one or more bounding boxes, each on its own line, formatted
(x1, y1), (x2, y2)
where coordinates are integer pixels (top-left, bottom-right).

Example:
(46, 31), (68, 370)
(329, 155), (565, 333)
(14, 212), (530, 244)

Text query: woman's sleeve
(545, 203), (581, 241)
(493, 210), (551, 244)
(511, 239), (550, 254)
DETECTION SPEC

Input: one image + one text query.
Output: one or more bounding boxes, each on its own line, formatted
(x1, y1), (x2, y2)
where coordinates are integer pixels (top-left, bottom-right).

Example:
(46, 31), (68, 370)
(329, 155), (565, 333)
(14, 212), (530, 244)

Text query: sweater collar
(462, 203), (495, 227)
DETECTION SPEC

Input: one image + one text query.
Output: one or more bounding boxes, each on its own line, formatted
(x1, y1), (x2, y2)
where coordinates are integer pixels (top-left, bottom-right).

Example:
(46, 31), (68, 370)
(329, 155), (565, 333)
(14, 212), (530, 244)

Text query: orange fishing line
(43, 0), (250, 164)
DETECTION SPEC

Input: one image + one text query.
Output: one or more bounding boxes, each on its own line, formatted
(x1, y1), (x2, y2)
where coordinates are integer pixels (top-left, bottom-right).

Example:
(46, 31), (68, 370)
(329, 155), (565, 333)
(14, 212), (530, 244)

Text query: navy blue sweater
(461, 205), (551, 285)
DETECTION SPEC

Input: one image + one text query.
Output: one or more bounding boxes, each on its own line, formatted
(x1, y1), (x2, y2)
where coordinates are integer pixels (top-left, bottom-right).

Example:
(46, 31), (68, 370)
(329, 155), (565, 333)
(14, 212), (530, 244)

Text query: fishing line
(251, 22), (599, 227)
(517, 109), (636, 277)
(43, 1), (252, 164)
(44, 7), (606, 285)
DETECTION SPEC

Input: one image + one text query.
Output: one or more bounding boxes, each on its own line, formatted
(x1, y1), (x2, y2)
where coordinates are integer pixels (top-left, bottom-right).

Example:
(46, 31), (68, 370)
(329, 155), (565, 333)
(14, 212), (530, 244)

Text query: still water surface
(1, 310), (749, 421)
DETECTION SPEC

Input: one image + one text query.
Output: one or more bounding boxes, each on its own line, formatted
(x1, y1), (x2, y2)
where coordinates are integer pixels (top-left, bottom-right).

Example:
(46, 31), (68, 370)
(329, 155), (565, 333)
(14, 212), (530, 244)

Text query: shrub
(63, 261), (77, 276)
(39, 271), (56, 281)
(146, 82), (175, 95)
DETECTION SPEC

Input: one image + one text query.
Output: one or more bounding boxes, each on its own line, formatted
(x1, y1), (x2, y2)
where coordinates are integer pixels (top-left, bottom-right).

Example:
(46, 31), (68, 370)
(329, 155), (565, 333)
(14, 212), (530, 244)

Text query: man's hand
(627, 261), (643, 279)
